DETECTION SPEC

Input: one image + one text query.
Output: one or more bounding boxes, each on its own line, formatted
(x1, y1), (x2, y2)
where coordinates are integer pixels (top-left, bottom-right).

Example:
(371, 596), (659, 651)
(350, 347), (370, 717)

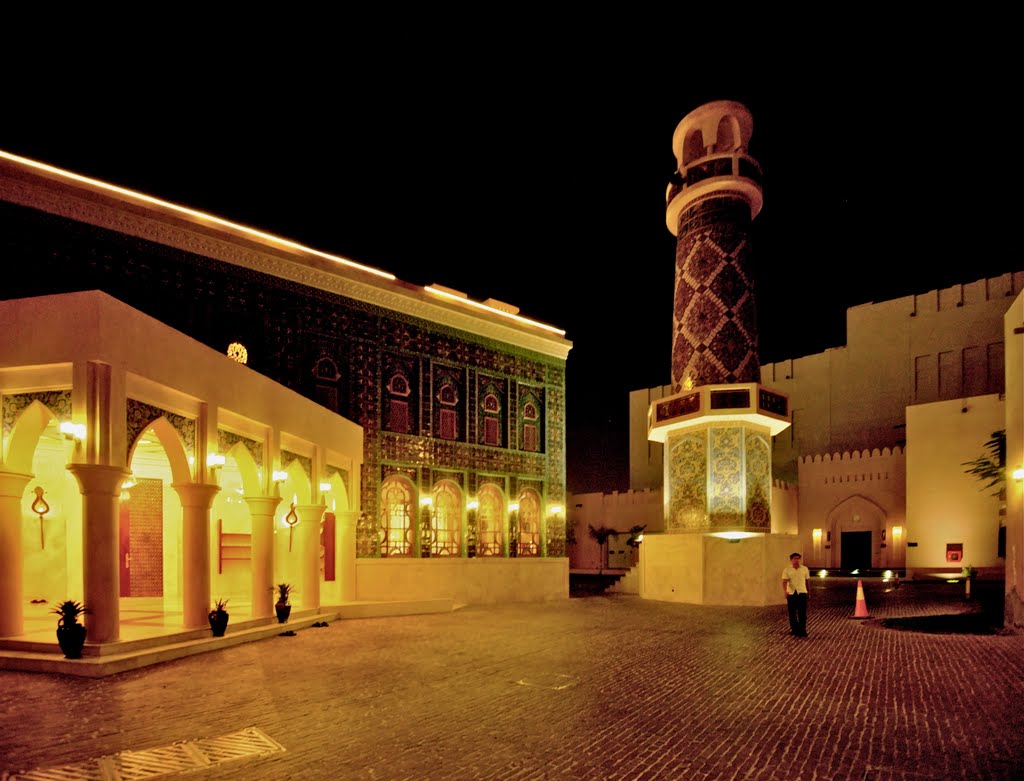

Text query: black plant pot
(275, 603), (291, 623)
(208, 609), (229, 637)
(56, 623), (87, 659)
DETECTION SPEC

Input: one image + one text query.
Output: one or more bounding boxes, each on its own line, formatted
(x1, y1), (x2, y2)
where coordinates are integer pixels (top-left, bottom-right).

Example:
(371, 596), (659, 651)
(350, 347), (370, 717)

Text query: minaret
(643, 100), (792, 606)
(666, 100), (763, 392)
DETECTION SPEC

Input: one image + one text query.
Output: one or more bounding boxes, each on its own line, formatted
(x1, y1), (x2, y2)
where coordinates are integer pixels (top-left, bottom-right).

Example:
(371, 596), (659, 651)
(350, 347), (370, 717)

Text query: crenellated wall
(796, 447), (906, 570)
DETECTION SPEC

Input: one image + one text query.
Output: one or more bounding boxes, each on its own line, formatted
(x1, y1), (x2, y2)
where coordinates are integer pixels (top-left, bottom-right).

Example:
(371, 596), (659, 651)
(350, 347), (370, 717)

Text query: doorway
(840, 530), (872, 571)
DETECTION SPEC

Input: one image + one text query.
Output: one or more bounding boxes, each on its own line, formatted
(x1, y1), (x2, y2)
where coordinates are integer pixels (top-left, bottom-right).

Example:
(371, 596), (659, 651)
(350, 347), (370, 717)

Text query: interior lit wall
(22, 424), (81, 603)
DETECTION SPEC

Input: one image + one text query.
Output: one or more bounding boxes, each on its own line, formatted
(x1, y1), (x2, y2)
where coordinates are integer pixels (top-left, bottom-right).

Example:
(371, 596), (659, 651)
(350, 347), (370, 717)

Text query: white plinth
(638, 532), (799, 606)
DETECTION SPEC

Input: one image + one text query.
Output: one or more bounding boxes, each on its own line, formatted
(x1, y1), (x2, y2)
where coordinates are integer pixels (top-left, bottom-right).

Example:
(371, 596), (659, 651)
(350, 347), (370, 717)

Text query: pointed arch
(476, 483), (505, 557)
(379, 474), (414, 556)
(323, 468), (351, 514)
(279, 458), (312, 506)
(431, 479), (462, 556)
(128, 416), (192, 485)
(6, 400), (58, 473)
(826, 494), (888, 571)
(517, 487), (542, 557)
(224, 441), (261, 496)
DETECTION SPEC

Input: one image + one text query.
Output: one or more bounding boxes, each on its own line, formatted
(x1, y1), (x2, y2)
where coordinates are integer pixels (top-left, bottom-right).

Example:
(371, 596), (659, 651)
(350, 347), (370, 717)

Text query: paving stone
(0, 579), (1021, 780)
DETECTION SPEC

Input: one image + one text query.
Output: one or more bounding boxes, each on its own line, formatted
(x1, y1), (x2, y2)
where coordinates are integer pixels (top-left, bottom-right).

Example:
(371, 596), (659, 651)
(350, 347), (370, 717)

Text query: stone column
(172, 483), (220, 629)
(67, 463), (130, 643)
(296, 504), (326, 611)
(336, 510), (358, 602)
(245, 495), (282, 619)
(0, 470), (33, 637)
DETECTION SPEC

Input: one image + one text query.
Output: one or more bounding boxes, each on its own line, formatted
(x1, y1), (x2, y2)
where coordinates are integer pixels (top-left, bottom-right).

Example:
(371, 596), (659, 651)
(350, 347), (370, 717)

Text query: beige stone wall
(566, 489), (663, 570)
(638, 533), (794, 606)
(797, 448), (906, 571)
(352, 557), (568, 604)
(906, 395), (1004, 577)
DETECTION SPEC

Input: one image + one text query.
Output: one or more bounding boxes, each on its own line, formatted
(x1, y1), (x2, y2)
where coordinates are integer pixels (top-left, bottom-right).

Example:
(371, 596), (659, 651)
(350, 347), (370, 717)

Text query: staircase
(569, 570), (630, 597)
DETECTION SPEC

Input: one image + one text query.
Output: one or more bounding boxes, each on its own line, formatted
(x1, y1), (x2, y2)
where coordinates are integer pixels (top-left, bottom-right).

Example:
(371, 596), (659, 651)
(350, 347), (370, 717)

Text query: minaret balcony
(648, 382), (790, 443)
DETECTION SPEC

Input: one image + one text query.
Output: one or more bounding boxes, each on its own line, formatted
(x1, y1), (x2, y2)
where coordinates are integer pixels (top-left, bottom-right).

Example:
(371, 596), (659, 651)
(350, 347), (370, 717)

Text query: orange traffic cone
(853, 579), (870, 619)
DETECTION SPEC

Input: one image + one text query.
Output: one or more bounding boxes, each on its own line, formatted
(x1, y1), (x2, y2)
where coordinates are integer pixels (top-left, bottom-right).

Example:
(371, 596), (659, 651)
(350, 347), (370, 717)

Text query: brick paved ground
(1, 578), (1022, 781)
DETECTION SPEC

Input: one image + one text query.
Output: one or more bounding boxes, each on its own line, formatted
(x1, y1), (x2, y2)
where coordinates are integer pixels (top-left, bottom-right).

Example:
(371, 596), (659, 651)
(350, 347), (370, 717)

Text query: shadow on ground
(875, 579), (1006, 635)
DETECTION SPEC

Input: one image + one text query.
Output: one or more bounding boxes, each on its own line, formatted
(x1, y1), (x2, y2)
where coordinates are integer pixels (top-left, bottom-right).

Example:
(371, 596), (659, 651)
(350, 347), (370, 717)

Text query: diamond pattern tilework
(670, 196), (760, 391)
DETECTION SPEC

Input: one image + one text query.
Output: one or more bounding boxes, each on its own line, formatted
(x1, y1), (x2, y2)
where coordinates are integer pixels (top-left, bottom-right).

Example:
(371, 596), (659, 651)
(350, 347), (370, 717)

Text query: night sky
(2, 40), (1018, 493)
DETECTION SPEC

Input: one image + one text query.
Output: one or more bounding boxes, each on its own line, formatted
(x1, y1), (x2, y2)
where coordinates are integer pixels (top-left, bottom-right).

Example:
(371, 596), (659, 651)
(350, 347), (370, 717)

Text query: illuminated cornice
(424, 286), (565, 336)
(0, 150), (396, 281)
(0, 151), (572, 360)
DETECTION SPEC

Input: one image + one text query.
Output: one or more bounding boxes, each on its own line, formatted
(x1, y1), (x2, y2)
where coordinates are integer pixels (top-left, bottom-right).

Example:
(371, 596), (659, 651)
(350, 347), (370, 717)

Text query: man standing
(782, 552), (810, 636)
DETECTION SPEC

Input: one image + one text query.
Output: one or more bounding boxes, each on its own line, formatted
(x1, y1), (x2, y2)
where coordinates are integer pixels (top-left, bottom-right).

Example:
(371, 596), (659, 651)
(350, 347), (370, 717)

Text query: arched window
(380, 475), (414, 556)
(477, 483), (504, 557)
(481, 392), (501, 446)
(518, 386), (543, 453)
(517, 488), (541, 557)
(522, 400), (540, 452)
(312, 356), (341, 413)
(431, 480), (462, 556)
(385, 373), (412, 434)
(437, 382), (458, 440)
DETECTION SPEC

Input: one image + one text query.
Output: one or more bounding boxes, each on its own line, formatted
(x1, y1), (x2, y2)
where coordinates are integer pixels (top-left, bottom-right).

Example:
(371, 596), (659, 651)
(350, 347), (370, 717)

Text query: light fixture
(283, 503), (299, 551)
(549, 505), (563, 515)
(817, 569), (828, 578)
(508, 502), (519, 512)
(30, 486), (49, 549)
(892, 526), (903, 538)
(59, 421), (86, 441)
(319, 481), (332, 492)
(207, 453), (226, 467)
(1013, 467), (1024, 481)
(122, 477), (137, 489)
(708, 531), (760, 541)
(420, 496), (433, 507)
(812, 528), (822, 540)
(226, 342), (248, 364)
(466, 499), (479, 511)
(272, 470), (289, 483)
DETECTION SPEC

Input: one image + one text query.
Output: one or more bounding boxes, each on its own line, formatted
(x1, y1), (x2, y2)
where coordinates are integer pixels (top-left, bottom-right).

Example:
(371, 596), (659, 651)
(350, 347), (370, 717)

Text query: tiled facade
(1, 186), (568, 562)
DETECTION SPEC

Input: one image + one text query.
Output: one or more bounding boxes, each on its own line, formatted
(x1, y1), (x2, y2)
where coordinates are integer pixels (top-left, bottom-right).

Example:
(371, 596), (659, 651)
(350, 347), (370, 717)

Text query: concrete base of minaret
(637, 532), (799, 606)
(642, 381), (794, 606)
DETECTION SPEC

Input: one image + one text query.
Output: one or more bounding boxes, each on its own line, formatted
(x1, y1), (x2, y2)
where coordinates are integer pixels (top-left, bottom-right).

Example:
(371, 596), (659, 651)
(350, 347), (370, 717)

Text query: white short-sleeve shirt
(782, 564), (810, 595)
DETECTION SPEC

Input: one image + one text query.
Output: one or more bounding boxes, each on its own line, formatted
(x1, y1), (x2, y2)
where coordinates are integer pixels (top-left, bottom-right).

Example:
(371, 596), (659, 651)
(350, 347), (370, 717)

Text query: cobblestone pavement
(1, 579), (1022, 781)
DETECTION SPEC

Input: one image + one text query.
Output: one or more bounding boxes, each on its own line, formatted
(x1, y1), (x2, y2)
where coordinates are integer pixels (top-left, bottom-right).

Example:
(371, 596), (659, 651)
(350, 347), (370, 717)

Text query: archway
(10, 403), (83, 612)
(125, 419), (189, 606)
(826, 495), (887, 572)
(210, 442), (262, 613)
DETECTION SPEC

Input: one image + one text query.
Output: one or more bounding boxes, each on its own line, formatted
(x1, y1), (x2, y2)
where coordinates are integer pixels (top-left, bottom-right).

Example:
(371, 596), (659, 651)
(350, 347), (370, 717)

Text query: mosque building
(0, 149), (571, 674)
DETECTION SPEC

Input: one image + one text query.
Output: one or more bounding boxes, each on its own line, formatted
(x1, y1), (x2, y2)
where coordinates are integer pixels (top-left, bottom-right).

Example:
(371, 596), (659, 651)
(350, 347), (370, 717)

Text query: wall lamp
(59, 422), (86, 441)
(207, 453), (226, 468)
(272, 470), (289, 483)
(319, 481), (332, 492)
(1013, 467), (1024, 482)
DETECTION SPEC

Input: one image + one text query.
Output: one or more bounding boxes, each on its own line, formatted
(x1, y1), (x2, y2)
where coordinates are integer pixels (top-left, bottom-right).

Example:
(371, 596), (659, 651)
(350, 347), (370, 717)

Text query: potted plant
(208, 598), (230, 637)
(52, 599), (89, 659)
(273, 583), (294, 623)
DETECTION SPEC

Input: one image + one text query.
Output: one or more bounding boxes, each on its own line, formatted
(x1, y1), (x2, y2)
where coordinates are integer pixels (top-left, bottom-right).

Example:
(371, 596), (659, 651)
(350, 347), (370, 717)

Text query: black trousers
(787, 593), (808, 635)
